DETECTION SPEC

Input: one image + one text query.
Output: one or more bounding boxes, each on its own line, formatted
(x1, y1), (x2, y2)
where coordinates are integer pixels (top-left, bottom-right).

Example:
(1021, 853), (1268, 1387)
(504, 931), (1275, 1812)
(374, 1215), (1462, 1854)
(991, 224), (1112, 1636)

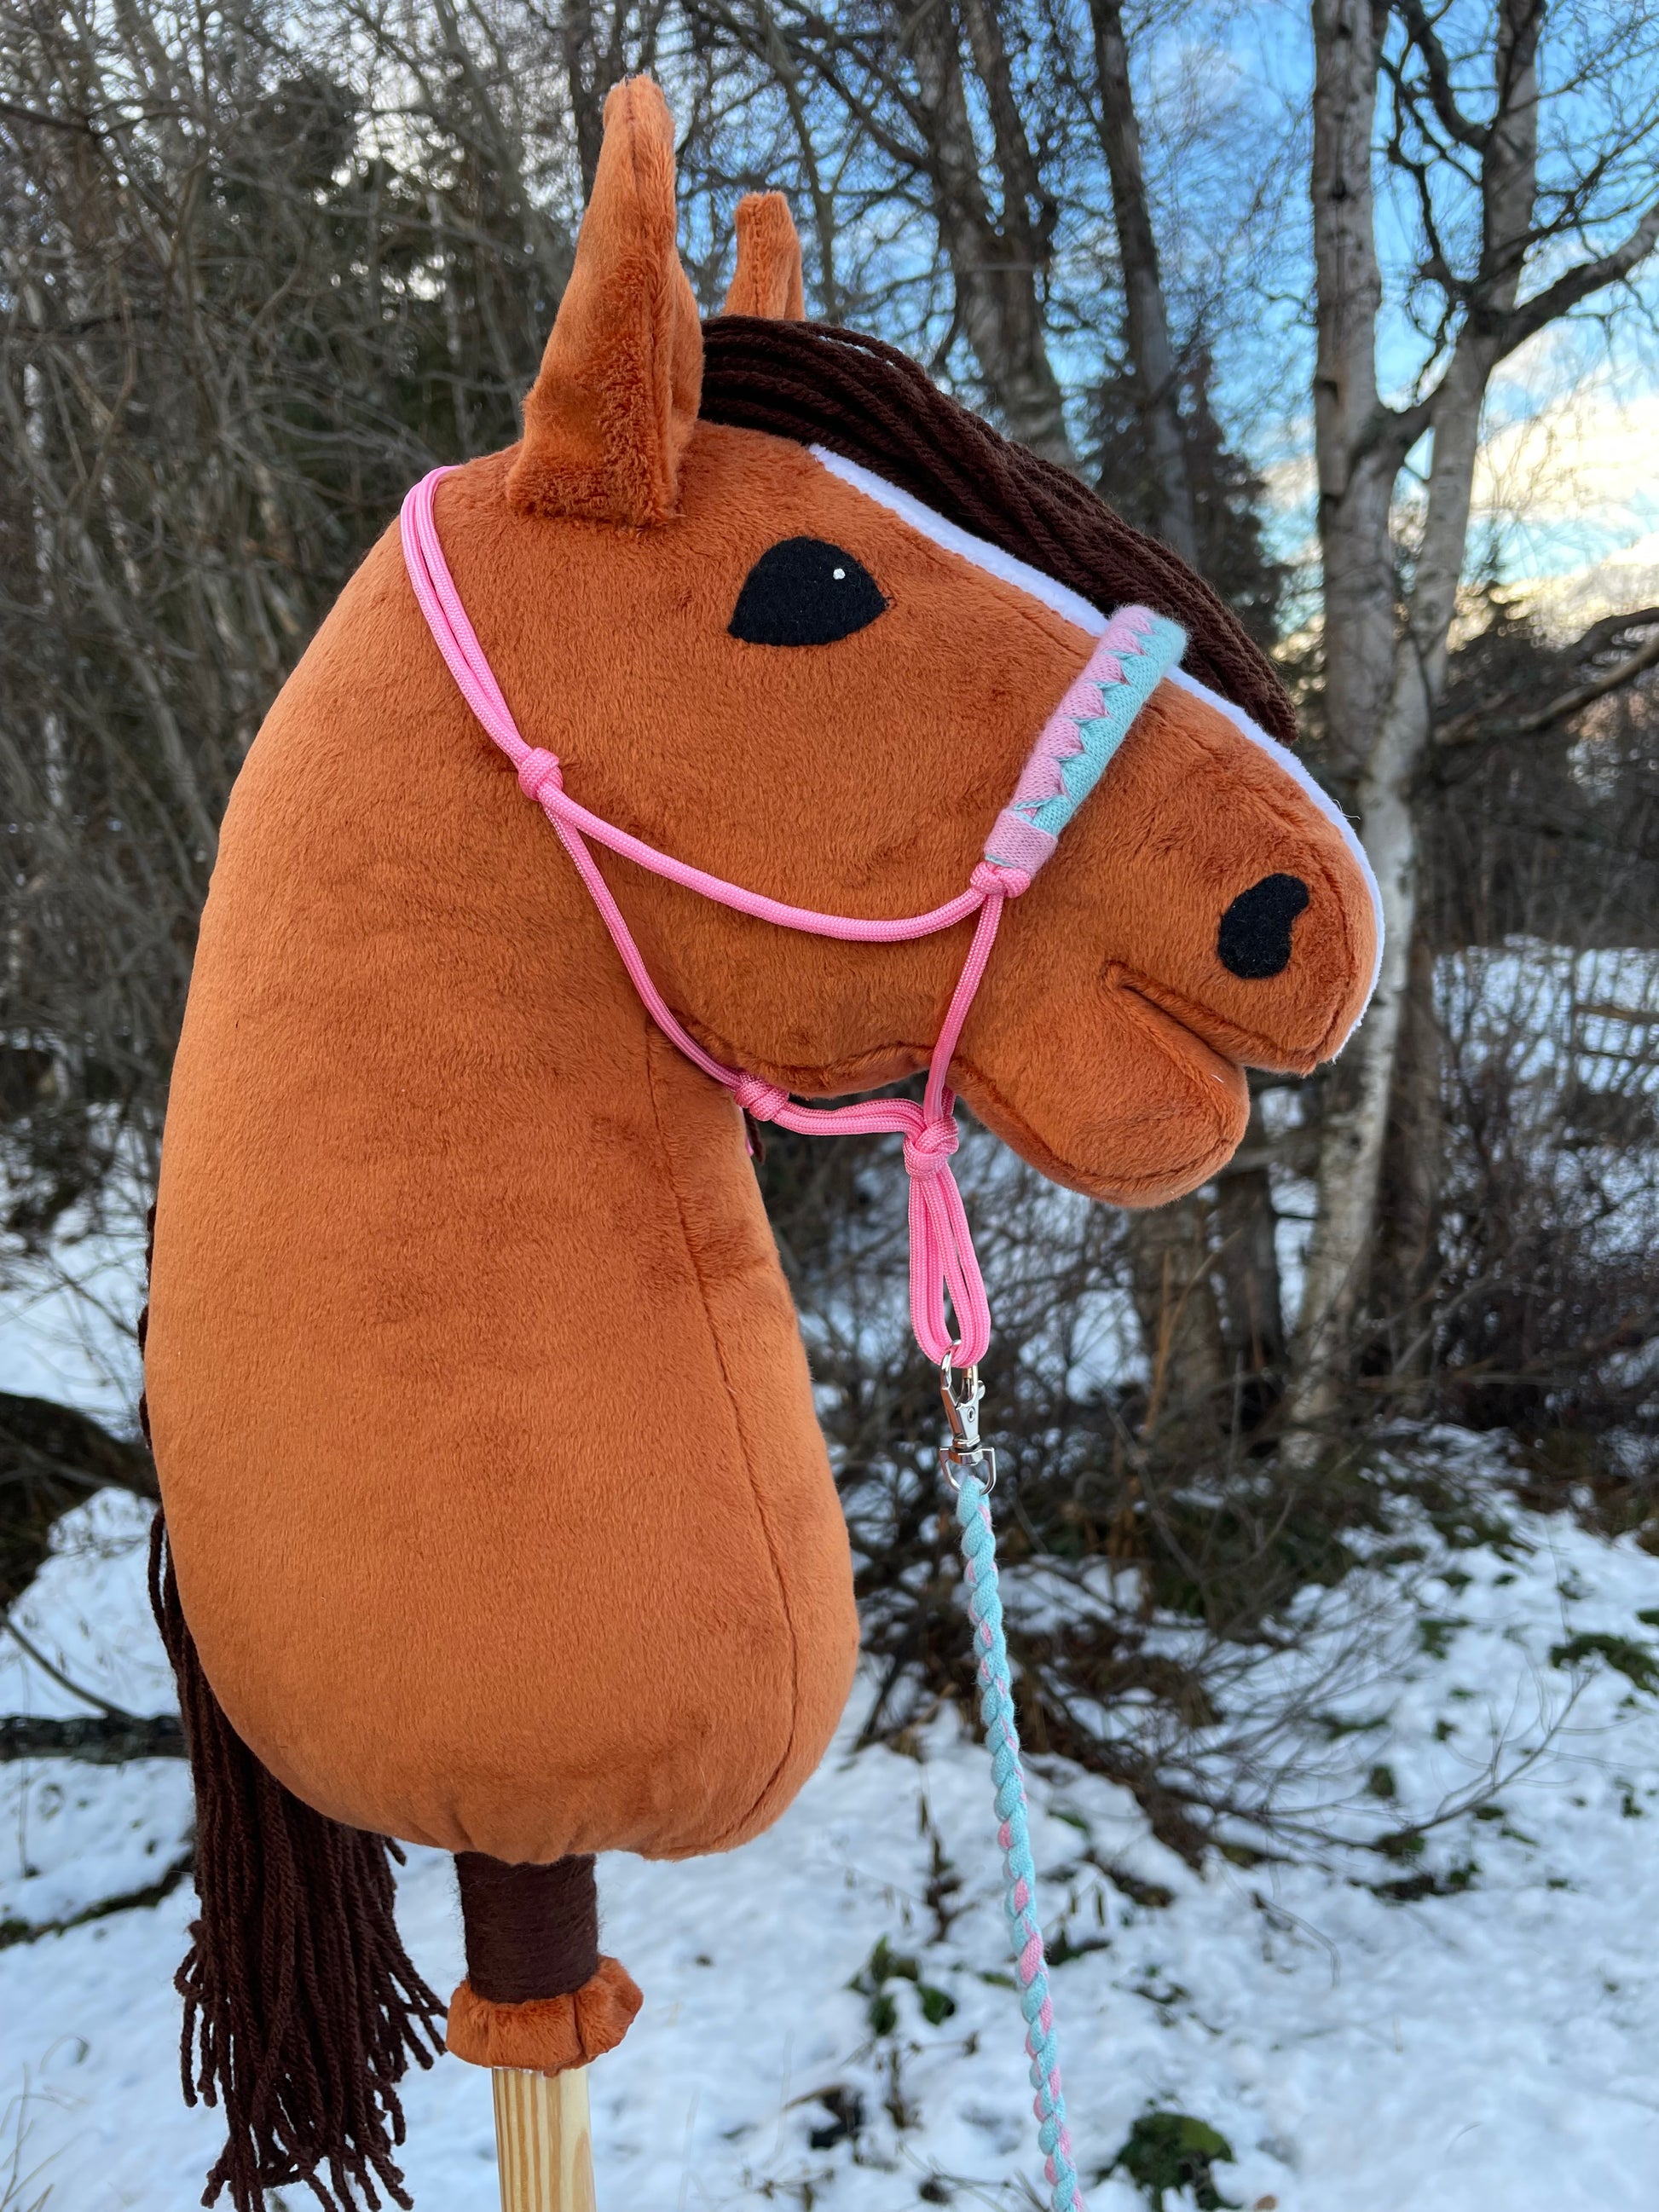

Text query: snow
(6, 1456), (1659, 2212)
(0, 1215), (144, 1429)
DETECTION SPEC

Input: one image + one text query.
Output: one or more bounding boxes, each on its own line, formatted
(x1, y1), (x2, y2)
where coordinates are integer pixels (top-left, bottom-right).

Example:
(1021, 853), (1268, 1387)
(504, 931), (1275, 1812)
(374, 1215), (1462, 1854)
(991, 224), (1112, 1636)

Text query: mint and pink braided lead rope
(957, 1470), (1084, 2212)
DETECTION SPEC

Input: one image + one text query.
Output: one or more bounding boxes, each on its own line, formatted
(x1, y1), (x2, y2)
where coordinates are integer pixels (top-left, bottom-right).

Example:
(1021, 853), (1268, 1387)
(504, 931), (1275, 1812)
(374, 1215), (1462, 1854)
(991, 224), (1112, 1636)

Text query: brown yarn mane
(700, 316), (1296, 749)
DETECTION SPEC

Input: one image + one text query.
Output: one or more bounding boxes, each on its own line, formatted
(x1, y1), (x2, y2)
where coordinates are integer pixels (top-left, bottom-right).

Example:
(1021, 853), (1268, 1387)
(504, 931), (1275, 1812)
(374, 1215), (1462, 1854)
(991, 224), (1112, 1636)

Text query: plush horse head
(143, 76), (1379, 2212)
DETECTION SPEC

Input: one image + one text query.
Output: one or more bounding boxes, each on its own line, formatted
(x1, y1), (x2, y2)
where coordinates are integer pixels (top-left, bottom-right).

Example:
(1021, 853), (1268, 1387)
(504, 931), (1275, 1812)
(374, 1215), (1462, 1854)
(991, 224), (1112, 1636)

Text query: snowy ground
(6, 1463), (1659, 2212)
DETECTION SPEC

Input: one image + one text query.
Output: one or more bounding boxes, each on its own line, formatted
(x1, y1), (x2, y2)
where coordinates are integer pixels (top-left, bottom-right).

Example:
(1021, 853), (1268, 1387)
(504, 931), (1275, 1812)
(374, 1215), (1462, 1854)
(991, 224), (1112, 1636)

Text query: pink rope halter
(400, 465), (1181, 1367)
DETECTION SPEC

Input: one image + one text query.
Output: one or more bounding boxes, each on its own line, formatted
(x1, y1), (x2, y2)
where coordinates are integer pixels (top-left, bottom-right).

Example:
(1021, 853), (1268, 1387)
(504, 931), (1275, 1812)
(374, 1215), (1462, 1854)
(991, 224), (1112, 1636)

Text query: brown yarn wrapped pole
(457, 1856), (602, 2212)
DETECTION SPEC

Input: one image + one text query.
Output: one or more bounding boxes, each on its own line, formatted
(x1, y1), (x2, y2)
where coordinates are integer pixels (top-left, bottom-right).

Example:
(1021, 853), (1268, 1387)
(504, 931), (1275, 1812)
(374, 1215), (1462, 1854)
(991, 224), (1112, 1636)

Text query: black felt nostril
(1217, 874), (1311, 979)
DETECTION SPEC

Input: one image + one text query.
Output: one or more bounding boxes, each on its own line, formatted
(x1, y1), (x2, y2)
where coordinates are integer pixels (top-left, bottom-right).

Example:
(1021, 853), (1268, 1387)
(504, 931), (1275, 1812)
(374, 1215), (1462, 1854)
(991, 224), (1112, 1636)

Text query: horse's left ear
(507, 77), (702, 526)
(722, 192), (805, 319)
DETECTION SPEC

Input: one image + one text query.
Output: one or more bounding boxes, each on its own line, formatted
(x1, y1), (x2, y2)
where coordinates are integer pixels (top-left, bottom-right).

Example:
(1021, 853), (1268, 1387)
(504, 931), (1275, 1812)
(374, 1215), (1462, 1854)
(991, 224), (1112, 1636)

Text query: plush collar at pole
(400, 466), (1185, 1366)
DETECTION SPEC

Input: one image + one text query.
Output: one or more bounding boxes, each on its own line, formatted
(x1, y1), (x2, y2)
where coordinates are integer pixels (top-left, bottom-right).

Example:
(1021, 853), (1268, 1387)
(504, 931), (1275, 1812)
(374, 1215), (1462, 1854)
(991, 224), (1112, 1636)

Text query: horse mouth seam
(1104, 962), (1302, 1074)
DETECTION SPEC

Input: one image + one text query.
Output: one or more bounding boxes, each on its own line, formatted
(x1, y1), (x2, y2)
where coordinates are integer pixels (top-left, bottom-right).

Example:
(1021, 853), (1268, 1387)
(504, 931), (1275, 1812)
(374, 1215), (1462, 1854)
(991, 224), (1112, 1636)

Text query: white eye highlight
(832, 566), (846, 580)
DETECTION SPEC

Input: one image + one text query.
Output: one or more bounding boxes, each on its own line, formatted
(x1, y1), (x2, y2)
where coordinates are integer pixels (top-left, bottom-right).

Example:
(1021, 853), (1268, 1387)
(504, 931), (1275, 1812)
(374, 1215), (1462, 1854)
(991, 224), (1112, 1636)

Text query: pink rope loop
(732, 1074), (790, 1120)
(903, 1118), (959, 1179)
(517, 748), (564, 806)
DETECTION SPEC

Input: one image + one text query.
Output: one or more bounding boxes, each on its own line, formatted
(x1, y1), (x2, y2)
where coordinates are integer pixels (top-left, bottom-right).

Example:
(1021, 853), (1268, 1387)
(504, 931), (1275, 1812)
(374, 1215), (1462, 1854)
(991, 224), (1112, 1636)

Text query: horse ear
(722, 192), (806, 320)
(507, 78), (702, 526)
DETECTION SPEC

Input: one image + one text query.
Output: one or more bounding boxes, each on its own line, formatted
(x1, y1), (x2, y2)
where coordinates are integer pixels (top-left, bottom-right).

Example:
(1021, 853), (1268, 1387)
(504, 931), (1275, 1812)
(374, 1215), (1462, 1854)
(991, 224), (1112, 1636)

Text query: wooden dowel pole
(492, 2065), (597, 2212)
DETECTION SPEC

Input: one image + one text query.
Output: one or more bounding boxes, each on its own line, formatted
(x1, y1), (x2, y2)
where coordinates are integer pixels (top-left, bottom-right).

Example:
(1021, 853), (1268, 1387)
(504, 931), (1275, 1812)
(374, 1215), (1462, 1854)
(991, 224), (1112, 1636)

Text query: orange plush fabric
(144, 78), (1377, 1872)
(446, 1960), (643, 2073)
(722, 192), (806, 319)
(506, 79), (702, 524)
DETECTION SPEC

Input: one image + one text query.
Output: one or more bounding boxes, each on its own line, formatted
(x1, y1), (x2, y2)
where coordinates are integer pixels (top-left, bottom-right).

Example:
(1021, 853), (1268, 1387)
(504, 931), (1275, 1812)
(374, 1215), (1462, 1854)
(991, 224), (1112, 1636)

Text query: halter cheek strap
(399, 465), (1183, 1366)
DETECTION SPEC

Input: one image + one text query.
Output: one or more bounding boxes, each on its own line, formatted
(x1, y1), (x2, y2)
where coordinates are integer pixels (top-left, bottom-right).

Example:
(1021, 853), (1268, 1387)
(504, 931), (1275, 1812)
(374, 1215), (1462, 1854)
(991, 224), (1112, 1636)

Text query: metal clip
(938, 1357), (997, 1491)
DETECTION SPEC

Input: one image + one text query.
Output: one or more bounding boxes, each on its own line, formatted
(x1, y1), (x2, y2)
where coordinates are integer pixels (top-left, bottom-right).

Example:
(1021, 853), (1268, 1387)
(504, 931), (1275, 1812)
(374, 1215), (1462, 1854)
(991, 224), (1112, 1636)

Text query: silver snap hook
(938, 1357), (997, 1491)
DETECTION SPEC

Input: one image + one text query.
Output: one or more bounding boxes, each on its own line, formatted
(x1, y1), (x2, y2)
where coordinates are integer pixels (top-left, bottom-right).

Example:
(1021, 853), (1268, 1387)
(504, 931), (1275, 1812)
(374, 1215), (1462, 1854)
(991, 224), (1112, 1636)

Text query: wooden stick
(492, 2065), (597, 2212)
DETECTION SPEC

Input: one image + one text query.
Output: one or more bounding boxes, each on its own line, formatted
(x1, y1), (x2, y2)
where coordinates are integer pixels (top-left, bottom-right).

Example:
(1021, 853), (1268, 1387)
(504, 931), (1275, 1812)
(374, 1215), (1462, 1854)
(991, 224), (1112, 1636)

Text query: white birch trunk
(1285, 2), (1544, 1450)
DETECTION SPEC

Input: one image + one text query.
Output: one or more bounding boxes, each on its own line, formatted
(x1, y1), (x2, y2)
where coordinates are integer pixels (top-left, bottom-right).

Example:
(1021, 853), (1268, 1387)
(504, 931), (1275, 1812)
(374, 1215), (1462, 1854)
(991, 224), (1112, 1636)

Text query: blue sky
(1119, 1), (1659, 600)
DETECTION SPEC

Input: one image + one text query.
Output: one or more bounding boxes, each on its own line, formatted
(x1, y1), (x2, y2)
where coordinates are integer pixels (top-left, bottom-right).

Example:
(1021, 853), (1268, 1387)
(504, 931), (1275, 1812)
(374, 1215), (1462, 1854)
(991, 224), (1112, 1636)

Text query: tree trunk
(1081, 0), (1245, 1412)
(1366, 919), (1443, 1388)
(1306, 0), (1396, 794)
(1212, 1093), (1288, 1426)
(561, 0), (639, 203)
(908, 0), (1076, 465)
(1085, 0), (1196, 564)
(1130, 1194), (1228, 1447)
(1286, 0), (1544, 1451)
(1286, 667), (1425, 1444)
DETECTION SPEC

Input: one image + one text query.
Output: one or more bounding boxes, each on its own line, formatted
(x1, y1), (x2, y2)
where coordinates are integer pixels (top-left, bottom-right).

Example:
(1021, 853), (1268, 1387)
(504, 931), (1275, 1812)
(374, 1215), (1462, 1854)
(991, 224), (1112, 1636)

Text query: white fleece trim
(811, 442), (1385, 1008)
(810, 446), (1111, 635)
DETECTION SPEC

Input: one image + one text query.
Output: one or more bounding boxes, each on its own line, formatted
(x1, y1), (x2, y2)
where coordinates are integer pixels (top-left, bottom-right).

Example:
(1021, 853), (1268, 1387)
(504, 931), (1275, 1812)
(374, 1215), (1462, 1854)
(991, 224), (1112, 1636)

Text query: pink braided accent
(1102, 604), (1155, 646)
(984, 609), (1171, 887)
(983, 813), (1057, 875)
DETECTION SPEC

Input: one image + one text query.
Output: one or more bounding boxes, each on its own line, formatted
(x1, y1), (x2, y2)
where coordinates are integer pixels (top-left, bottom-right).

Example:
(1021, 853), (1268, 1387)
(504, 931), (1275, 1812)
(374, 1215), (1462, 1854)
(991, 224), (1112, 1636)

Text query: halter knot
(732, 1074), (790, 1121)
(517, 748), (564, 806)
(904, 1118), (960, 1179)
(971, 859), (1032, 899)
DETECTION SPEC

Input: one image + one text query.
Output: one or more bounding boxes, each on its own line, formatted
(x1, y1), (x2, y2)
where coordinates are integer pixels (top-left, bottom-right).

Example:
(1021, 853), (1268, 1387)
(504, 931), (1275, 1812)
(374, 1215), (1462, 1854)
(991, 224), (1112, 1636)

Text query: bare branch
(1392, 0), (1488, 151)
(0, 1710), (183, 1762)
(1494, 196), (1659, 360)
(1439, 620), (1659, 745)
(4, 1620), (140, 1721)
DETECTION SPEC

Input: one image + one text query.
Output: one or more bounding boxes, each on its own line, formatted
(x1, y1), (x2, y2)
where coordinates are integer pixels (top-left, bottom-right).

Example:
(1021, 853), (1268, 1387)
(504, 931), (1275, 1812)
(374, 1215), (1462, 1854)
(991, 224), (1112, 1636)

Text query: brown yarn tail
(148, 1514), (446, 2212)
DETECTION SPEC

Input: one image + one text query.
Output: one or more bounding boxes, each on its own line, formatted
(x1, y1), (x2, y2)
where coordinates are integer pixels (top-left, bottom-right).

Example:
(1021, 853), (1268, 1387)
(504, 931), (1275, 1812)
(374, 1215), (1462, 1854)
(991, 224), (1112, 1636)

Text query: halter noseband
(400, 465), (1185, 1368)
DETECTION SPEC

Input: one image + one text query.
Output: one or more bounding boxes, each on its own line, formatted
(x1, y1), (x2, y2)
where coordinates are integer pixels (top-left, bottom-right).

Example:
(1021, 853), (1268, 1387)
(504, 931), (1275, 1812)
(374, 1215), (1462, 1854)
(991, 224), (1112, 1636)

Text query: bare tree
(1084, 0), (1194, 560)
(1287, 0), (1659, 1444)
(687, 0), (1078, 453)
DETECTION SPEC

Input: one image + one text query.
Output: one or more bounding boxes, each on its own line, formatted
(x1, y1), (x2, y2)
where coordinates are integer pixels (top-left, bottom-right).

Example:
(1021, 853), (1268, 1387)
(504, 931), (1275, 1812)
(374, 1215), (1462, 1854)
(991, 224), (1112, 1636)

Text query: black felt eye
(728, 538), (887, 647)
